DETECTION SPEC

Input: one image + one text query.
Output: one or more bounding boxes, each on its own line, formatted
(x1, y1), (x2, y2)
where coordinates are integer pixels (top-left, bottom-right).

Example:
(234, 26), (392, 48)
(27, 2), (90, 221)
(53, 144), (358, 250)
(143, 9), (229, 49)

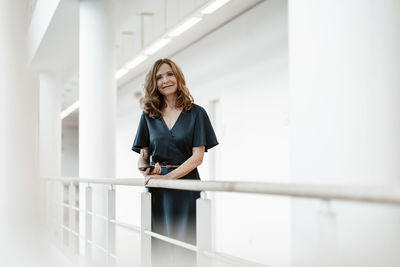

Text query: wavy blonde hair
(141, 58), (194, 118)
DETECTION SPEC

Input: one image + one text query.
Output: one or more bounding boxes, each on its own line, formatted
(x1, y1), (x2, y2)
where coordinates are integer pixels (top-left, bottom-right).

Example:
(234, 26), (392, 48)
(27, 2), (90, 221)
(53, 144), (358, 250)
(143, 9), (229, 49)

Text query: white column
(0, 0), (40, 264)
(289, 1), (400, 266)
(39, 73), (61, 237)
(80, 0), (116, 264)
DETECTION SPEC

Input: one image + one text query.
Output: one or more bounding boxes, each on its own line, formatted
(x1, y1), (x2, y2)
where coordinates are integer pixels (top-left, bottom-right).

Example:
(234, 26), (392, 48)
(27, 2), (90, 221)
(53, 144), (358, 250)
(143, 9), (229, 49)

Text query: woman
(131, 58), (218, 266)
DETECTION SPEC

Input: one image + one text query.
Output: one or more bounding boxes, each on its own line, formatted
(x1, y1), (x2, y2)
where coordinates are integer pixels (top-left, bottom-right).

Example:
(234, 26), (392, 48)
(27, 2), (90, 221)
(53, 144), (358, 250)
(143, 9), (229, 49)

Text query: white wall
(27, 0), (61, 62)
(62, 125), (79, 177)
(116, 0), (290, 266)
(39, 73), (62, 239)
(61, 125), (80, 252)
(289, 1), (400, 267)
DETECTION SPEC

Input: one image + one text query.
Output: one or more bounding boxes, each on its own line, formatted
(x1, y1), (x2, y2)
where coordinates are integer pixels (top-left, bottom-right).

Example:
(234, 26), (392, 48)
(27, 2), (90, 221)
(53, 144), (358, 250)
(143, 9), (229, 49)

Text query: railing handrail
(43, 177), (400, 205)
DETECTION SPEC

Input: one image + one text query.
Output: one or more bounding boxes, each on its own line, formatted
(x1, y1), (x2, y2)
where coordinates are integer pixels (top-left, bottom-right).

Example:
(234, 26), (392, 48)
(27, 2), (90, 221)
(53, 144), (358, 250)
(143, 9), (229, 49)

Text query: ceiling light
(145, 38), (171, 55)
(126, 55), (147, 69)
(168, 17), (202, 37)
(61, 100), (80, 120)
(201, 0), (231, 14)
(115, 67), (129, 79)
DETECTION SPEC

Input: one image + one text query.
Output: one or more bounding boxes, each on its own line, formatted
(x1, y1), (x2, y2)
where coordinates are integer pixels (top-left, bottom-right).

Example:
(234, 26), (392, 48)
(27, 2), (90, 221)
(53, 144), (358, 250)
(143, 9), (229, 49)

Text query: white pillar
(39, 73), (61, 237)
(0, 0), (40, 264)
(80, 0), (116, 264)
(289, 1), (400, 266)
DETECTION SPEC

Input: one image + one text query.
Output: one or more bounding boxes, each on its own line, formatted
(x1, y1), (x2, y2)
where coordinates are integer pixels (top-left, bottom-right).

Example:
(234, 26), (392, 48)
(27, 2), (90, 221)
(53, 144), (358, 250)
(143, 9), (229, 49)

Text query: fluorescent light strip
(201, 0), (231, 14)
(145, 38), (171, 55)
(61, 100), (80, 120)
(115, 0), (235, 80)
(168, 17), (202, 37)
(126, 55), (147, 69)
(115, 68), (129, 79)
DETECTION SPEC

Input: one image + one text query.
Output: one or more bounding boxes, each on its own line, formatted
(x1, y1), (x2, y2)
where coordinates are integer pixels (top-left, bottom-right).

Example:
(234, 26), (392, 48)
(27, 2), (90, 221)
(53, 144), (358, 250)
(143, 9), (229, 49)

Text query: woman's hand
(144, 174), (165, 186)
(139, 162), (161, 178)
(150, 162), (161, 175)
(140, 166), (151, 178)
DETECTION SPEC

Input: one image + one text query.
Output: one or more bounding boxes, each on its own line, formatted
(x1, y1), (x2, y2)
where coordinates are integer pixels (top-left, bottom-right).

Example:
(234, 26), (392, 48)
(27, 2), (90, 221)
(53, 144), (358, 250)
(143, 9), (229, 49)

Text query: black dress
(132, 104), (218, 266)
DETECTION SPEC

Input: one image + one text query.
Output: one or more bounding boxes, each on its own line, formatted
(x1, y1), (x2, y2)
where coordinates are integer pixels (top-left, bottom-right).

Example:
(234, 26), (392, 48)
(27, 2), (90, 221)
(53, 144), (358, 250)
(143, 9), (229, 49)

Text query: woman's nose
(162, 76), (170, 84)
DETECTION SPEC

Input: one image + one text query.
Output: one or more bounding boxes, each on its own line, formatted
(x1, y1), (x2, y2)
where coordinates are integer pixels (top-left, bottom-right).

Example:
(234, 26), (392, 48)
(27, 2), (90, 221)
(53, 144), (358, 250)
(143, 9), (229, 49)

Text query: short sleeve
(132, 113), (150, 153)
(193, 107), (219, 152)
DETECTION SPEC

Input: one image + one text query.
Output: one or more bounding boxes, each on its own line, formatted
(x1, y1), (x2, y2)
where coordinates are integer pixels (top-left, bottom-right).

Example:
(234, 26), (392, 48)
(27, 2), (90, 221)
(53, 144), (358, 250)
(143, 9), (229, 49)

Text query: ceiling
(31, 0), (263, 122)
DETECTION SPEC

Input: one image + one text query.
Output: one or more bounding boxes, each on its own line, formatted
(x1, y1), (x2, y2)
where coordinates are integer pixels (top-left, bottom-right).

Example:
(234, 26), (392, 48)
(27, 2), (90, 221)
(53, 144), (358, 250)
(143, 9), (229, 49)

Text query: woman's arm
(165, 146), (205, 179)
(144, 146), (205, 185)
(138, 147), (161, 177)
(138, 147), (150, 177)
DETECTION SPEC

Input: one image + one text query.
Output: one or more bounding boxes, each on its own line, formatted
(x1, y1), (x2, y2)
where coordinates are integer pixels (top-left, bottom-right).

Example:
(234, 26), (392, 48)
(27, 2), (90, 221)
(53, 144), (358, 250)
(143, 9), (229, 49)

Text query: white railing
(43, 177), (400, 267)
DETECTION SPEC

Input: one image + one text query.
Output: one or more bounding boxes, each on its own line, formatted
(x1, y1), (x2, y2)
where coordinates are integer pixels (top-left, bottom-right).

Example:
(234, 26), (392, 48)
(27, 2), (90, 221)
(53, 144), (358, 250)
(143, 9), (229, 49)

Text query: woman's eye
(167, 73), (174, 76)
(156, 76), (161, 80)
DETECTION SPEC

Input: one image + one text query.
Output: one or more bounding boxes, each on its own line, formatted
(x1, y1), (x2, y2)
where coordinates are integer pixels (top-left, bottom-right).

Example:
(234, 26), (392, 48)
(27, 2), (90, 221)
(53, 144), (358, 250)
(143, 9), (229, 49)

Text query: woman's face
(156, 63), (178, 97)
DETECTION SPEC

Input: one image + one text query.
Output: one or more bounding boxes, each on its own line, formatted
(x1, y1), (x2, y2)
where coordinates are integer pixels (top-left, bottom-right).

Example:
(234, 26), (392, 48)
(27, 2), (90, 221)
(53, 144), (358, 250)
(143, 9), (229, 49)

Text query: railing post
(63, 183), (69, 247)
(85, 185), (93, 266)
(41, 180), (47, 231)
(107, 185), (116, 267)
(316, 200), (337, 267)
(69, 183), (78, 254)
(58, 182), (64, 246)
(197, 191), (212, 267)
(141, 190), (151, 267)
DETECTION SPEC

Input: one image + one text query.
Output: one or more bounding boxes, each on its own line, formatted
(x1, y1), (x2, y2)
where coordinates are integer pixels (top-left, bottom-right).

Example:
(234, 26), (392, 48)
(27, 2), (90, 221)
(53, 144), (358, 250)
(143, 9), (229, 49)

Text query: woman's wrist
(164, 172), (175, 180)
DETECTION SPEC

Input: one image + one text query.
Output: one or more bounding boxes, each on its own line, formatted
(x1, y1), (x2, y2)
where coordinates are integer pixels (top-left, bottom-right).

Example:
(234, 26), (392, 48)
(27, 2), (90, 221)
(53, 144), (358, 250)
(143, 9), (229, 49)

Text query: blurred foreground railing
(42, 177), (400, 267)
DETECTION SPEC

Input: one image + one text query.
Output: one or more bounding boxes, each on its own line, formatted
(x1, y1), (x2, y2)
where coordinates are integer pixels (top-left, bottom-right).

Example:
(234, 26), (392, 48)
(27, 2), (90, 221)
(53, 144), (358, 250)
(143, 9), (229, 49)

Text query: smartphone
(138, 165), (155, 172)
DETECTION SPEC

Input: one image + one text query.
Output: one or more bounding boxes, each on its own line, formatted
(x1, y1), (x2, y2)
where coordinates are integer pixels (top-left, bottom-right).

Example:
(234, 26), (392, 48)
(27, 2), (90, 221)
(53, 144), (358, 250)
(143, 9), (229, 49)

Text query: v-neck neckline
(161, 110), (183, 132)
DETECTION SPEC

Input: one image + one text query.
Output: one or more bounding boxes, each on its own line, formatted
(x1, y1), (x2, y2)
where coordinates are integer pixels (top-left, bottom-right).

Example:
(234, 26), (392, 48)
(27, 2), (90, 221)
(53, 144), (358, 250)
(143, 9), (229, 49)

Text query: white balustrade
(43, 177), (400, 266)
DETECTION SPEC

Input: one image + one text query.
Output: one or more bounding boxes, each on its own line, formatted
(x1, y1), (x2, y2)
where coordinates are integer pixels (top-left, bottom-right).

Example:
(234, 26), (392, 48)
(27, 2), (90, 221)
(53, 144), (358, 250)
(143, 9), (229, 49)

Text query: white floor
(0, 234), (76, 267)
